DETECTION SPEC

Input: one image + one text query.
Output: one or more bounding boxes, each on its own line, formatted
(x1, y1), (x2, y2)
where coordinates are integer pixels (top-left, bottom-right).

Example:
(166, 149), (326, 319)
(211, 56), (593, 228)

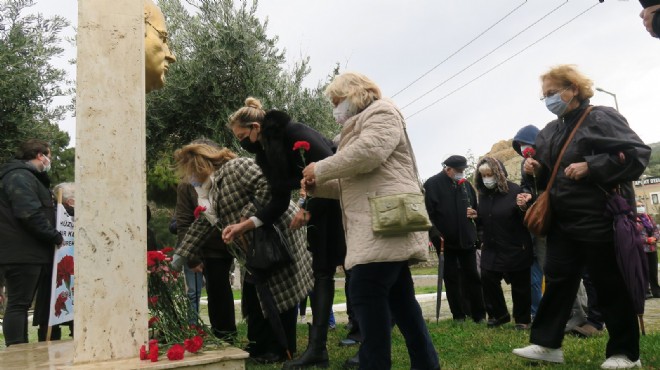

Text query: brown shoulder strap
(545, 106), (594, 192)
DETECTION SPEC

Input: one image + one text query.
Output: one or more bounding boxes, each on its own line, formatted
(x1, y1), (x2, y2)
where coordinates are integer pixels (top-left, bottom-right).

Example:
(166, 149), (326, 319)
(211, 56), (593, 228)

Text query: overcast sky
(31, 0), (660, 179)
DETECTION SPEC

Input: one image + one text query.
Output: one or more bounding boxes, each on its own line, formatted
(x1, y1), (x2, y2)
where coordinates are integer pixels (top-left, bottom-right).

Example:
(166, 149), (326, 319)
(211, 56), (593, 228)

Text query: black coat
(0, 159), (62, 264)
(477, 181), (533, 272)
(526, 101), (651, 243)
(423, 171), (478, 249)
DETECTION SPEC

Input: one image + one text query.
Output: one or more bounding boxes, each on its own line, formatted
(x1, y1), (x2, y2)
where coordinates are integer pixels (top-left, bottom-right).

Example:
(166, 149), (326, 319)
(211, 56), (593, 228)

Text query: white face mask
(333, 99), (357, 125)
(483, 176), (497, 189)
(520, 144), (532, 153)
(41, 155), (51, 172)
(637, 206), (646, 214)
(452, 172), (465, 181)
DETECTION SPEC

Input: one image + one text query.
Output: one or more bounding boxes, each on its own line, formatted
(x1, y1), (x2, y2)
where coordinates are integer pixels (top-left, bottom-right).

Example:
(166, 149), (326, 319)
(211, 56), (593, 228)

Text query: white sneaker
(513, 344), (564, 363)
(600, 355), (641, 369)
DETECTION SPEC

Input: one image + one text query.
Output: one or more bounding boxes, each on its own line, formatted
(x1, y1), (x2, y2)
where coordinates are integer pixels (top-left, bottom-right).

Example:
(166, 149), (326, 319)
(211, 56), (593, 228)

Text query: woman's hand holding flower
(302, 162), (317, 185)
(523, 158), (541, 176)
(222, 218), (255, 244)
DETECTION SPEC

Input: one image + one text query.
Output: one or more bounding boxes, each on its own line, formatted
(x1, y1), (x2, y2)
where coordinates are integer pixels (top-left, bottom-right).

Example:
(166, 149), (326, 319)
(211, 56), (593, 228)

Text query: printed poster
(48, 203), (74, 326)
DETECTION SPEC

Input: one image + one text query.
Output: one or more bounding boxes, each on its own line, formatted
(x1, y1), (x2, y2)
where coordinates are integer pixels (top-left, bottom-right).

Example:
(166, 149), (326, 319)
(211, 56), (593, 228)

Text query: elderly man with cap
(423, 155), (486, 322)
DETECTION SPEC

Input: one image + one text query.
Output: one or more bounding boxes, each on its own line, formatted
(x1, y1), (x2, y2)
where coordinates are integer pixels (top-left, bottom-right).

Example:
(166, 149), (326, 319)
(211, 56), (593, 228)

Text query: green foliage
(644, 142), (660, 178)
(0, 0), (73, 181)
(145, 0), (338, 203)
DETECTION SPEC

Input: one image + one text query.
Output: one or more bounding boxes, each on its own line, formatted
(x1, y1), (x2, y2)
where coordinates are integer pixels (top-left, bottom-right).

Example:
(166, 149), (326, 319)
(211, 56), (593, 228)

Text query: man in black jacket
(0, 139), (63, 346)
(424, 155), (486, 322)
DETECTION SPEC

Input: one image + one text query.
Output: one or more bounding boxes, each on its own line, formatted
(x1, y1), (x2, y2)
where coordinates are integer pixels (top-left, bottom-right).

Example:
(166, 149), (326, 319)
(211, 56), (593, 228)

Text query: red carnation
(160, 246), (174, 254)
(149, 341), (159, 362)
(522, 147), (536, 159)
(193, 205), (207, 220)
(292, 141), (311, 152)
(184, 335), (204, 353)
(54, 291), (69, 317)
(56, 255), (74, 288)
(147, 251), (167, 267)
(148, 316), (159, 328)
(167, 344), (185, 360)
(457, 178), (467, 185)
(148, 296), (159, 307)
(139, 345), (148, 360)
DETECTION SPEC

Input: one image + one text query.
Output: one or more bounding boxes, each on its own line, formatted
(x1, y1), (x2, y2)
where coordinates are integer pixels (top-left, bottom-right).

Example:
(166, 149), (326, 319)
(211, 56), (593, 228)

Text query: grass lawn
(242, 320), (660, 369)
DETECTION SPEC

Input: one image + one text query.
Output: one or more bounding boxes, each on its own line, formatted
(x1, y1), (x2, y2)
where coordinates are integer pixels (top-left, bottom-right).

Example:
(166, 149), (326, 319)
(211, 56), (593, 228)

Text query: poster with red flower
(49, 202), (75, 325)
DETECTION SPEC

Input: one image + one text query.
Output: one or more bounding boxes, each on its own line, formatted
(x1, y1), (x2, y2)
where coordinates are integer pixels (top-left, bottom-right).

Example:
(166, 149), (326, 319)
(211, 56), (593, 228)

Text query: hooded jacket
(526, 100), (651, 242)
(513, 125), (541, 196)
(0, 159), (62, 264)
(475, 157), (533, 272)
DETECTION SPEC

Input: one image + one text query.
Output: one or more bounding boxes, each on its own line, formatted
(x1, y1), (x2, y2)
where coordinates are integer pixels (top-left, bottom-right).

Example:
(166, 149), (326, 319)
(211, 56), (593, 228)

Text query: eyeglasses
(145, 20), (168, 43)
(540, 87), (569, 101)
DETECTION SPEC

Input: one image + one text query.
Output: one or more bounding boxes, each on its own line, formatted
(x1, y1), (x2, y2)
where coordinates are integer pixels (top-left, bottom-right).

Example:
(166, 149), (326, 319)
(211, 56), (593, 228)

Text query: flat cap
(443, 155), (468, 169)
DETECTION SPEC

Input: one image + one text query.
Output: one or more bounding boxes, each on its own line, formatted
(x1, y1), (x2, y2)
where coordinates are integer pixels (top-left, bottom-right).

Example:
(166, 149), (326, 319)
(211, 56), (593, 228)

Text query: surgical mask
(189, 176), (202, 188)
(333, 99), (357, 125)
(452, 172), (465, 181)
(41, 156), (51, 172)
(483, 176), (497, 189)
(544, 90), (573, 117)
(240, 136), (261, 153)
(520, 144), (533, 153)
(637, 206), (646, 214)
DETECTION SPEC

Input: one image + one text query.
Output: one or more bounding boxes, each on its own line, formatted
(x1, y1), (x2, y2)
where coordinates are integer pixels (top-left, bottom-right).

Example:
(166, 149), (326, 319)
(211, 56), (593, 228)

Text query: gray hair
(54, 182), (75, 203)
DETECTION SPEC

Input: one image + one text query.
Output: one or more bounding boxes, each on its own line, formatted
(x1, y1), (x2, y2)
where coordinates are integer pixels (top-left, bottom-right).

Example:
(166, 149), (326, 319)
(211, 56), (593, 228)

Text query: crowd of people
(2, 2), (660, 369)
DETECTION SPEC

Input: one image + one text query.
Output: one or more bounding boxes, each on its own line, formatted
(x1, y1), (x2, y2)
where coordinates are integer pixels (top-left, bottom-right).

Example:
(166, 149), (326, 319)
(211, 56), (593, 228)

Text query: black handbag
(245, 200), (292, 273)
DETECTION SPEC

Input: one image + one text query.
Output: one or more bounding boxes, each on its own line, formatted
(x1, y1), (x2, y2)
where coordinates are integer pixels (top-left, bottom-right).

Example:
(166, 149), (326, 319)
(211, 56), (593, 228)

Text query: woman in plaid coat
(173, 144), (313, 363)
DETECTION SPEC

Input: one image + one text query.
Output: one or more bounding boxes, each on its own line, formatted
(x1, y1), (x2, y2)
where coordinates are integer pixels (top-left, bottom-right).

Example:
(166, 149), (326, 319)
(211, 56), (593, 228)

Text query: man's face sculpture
(144, 1), (176, 93)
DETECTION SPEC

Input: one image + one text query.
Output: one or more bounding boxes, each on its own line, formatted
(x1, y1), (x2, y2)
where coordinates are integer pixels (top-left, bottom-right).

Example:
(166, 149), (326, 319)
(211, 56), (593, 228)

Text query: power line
(405, 2), (601, 120)
(400, 0), (569, 110)
(391, 1), (528, 98)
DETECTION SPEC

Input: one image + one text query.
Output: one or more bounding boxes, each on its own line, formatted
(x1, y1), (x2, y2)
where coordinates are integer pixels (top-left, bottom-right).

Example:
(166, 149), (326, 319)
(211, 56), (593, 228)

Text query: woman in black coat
(475, 157), (533, 330)
(223, 97), (346, 368)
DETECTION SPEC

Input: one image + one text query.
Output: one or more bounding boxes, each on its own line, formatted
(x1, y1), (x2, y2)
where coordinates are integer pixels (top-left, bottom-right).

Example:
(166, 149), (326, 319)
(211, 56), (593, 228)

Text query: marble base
(0, 340), (248, 369)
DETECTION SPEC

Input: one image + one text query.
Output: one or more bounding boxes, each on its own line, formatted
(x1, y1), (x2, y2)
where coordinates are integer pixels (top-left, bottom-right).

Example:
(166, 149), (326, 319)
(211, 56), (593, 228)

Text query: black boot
(343, 352), (359, 369)
(282, 277), (334, 369)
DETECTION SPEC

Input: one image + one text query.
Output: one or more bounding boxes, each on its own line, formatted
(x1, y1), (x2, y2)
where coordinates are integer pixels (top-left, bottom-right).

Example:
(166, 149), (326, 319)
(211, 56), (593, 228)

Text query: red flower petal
(139, 345), (148, 360)
(167, 344), (185, 360)
(193, 206), (207, 220)
(292, 141), (311, 152)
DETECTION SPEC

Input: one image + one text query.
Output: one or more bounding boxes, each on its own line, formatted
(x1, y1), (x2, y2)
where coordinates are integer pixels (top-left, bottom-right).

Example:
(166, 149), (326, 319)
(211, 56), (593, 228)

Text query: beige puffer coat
(313, 98), (429, 269)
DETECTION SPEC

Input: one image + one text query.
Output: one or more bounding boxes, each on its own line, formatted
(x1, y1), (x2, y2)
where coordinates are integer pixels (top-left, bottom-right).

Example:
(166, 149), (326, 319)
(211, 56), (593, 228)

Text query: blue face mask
(189, 176), (202, 187)
(545, 90), (573, 117)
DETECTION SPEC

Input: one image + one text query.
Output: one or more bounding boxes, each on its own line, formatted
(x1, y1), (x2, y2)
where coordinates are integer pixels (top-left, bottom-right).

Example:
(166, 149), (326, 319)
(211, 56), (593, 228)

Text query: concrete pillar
(74, 0), (146, 363)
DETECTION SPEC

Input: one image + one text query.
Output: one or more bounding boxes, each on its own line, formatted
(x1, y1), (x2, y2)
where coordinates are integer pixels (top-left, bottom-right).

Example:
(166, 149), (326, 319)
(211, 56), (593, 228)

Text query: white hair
(54, 182), (75, 203)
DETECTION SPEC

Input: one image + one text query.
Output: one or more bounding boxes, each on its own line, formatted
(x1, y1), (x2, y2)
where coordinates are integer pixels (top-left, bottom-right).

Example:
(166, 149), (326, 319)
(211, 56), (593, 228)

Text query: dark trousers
(647, 251), (660, 295)
(443, 248), (486, 321)
(350, 261), (439, 370)
(581, 270), (604, 329)
(344, 268), (362, 341)
(481, 268), (531, 324)
(530, 232), (639, 361)
(243, 280), (298, 357)
(2, 264), (43, 346)
(202, 257), (237, 341)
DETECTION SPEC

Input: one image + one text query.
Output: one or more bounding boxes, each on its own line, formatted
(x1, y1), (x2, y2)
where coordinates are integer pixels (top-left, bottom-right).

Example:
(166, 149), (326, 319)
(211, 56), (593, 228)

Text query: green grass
(243, 320), (660, 369)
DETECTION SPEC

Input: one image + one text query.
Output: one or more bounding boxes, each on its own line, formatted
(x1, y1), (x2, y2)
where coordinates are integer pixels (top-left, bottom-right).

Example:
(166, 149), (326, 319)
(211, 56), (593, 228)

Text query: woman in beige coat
(302, 72), (439, 370)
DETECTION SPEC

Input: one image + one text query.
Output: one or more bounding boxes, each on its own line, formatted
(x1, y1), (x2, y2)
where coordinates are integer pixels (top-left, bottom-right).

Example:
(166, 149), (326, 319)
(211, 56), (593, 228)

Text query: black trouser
(2, 264), (43, 346)
(647, 251), (660, 295)
(443, 248), (486, 321)
(530, 232), (639, 361)
(581, 270), (604, 329)
(202, 257), (237, 342)
(481, 267), (531, 324)
(243, 280), (298, 357)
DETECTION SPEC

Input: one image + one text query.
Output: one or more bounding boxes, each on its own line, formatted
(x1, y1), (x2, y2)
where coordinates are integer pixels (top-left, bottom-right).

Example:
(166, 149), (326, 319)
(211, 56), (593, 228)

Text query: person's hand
(648, 237), (657, 244)
(302, 162), (317, 184)
(290, 208), (310, 230)
(222, 219), (254, 244)
(641, 5), (660, 37)
(190, 263), (204, 273)
(466, 207), (477, 219)
(516, 193), (532, 208)
(523, 158), (541, 176)
(564, 162), (589, 181)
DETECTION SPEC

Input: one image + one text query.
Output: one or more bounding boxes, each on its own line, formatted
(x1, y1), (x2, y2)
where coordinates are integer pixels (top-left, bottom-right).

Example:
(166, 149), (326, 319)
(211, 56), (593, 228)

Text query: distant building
(634, 176), (660, 217)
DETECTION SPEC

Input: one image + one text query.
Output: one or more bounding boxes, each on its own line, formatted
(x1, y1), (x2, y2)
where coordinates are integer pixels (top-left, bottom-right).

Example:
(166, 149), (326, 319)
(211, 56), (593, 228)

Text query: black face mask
(240, 137), (261, 153)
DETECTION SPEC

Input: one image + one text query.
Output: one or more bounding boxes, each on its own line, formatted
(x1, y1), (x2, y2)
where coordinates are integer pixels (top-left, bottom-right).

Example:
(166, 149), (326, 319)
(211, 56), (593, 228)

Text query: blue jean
(184, 265), (204, 316)
(350, 261), (440, 370)
(530, 259), (543, 318)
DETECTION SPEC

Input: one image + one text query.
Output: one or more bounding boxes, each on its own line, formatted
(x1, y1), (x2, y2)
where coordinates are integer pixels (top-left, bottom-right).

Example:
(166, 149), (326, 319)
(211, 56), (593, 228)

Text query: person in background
(475, 157), (533, 330)
(512, 64), (650, 369)
(0, 139), (63, 346)
(302, 72), (439, 370)
(174, 138), (237, 342)
(424, 155), (486, 323)
(636, 201), (660, 299)
(226, 97), (346, 370)
(33, 182), (75, 341)
(639, 1), (660, 37)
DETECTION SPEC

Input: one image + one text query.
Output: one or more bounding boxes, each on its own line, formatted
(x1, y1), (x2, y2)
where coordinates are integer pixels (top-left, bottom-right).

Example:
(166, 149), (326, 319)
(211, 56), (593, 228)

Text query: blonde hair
(324, 72), (382, 111)
(227, 97), (266, 129)
(541, 64), (594, 101)
(174, 144), (237, 182)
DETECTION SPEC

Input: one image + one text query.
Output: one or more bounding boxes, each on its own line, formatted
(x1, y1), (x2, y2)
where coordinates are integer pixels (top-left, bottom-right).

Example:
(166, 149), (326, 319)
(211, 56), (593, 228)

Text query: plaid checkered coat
(176, 157), (313, 314)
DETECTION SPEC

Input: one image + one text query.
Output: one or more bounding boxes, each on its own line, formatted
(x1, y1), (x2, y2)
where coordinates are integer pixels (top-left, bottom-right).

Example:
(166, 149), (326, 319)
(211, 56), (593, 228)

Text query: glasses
(145, 20), (168, 43)
(540, 87), (569, 101)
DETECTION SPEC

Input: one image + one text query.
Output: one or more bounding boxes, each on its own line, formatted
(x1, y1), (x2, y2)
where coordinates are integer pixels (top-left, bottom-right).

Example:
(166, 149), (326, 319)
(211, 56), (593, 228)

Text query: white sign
(48, 203), (75, 326)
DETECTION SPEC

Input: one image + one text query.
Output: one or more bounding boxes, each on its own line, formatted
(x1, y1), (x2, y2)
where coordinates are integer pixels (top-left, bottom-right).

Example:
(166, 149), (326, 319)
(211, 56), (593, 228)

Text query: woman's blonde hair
(227, 97), (266, 129)
(174, 143), (237, 182)
(324, 72), (382, 111)
(540, 64), (594, 101)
